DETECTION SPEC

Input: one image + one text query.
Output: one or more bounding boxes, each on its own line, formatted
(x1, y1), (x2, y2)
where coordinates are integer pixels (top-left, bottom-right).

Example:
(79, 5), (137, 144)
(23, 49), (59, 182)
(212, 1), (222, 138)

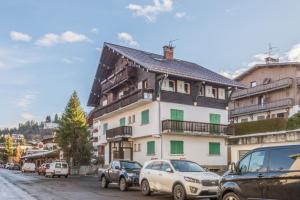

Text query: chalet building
(228, 61), (300, 162)
(88, 42), (244, 171)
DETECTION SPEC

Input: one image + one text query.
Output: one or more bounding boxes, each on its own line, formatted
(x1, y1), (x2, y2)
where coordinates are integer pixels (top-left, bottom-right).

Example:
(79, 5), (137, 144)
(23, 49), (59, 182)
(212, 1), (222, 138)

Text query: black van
(219, 145), (300, 200)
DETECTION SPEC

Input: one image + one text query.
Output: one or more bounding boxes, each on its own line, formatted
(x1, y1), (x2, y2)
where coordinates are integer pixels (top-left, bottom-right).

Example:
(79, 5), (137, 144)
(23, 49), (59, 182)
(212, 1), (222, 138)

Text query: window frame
(170, 140), (184, 155)
(147, 141), (155, 155)
(209, 142), (221, 156)
(141, 109), (150, 125)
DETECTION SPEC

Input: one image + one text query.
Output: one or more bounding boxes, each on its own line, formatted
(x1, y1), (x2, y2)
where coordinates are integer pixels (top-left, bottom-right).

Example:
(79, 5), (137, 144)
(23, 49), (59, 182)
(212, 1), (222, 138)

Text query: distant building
(88, 43), (244, 171)
(228, 62), (300, 162)
(43, 122), (59, 130)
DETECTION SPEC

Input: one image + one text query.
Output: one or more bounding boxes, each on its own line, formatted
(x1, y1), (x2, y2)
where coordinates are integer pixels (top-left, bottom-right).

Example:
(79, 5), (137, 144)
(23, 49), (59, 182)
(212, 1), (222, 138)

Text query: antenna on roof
(265, 43), (279, 64)
(168, 39), (178, 47)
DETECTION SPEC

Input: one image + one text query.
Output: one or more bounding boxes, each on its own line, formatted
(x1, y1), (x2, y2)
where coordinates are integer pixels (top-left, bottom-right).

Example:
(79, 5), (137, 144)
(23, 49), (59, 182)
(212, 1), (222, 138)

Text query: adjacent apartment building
(228, 61), (300, 162)
(88, 42), (244, 170)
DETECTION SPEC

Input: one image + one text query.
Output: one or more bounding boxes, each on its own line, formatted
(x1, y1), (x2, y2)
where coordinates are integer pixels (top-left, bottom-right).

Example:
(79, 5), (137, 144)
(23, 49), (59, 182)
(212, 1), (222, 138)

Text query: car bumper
(126, 176), (140, 186)
(184, 183), (219, 199)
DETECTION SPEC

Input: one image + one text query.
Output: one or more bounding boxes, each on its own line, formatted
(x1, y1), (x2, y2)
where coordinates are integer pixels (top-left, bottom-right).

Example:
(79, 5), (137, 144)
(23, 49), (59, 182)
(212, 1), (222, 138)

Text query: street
(0, 169), (174, 200)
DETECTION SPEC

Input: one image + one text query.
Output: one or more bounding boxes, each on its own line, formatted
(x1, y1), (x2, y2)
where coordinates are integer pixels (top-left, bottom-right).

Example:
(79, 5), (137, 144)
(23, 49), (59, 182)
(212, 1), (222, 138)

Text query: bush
(287, 112), (300, 130)
(234, 118), (288, 135)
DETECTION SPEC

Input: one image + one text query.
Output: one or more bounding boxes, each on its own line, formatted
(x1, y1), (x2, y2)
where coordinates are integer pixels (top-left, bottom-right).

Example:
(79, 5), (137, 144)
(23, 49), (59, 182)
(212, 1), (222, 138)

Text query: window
(241, 118), (248, 123)
(102, 99), (108, 106)
(128, 116), (132, 124)
(269, 148), (300, 171)
(171, 109), (184, 121)
(209, 142), (220, 155)
(218, 88), (225, 100)
(161, 162), (172, 172)
(239, 153), (251, 173)
(141, 110), (149, 125)
(128, 115), (135, 124)
(134, 144), (137, 152)
(258, 95), (264, 105)
(120, 117), (126, 126)
(147, 141), (155, 155)
(277, 113), (285, 118)
(210, 113), (221, 124)
(248, 151), (266, 173)
(184, 83), (190, 94)
(205, 86), (213, 97)
(55, 163), (61, 168)
(142, 79), (149, 89)
(170, 140), (184, 154)
(212, 87), (218, 98)
(138, 144), (141, 151)
(169, 80), (176, 92)
(118, 91), (124, 98)
(150, 161), (162, 171)
(199, 85), (205, 96)
(257, 115), (265, 120)
(132, 115), (135, 123)
(103, 123), (108, 135)
(250, 81), (257, 88)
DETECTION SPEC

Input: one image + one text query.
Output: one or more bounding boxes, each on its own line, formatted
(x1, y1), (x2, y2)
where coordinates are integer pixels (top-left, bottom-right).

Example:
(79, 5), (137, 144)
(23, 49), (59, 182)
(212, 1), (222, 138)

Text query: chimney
(163, 45), (174, 60)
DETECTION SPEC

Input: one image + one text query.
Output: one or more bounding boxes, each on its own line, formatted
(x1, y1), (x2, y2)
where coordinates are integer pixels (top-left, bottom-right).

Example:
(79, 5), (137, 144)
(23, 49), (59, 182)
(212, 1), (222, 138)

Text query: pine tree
(57, 91), (92, 167)
(46, 115), (51, 123)
(54, 113), (59, 123)
(15, 144), (21, 164)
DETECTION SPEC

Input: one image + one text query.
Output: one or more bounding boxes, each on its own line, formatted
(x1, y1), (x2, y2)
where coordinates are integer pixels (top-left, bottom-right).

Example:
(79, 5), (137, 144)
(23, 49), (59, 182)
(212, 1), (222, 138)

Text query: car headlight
(184, 177), (201, 184)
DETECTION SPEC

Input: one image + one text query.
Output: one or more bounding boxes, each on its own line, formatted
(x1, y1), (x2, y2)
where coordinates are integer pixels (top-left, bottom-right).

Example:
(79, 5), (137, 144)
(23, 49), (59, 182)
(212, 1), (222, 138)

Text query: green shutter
(147, 141), (155, 155)
(120, 117), (126, 126)
(170, 141), (184, 154)
(209, 114), (221, 133)
(141, 110), (149, 125)
(171, 109), (184, 121)
(103, 123), (108, 135)
(209, 142), (220, 155)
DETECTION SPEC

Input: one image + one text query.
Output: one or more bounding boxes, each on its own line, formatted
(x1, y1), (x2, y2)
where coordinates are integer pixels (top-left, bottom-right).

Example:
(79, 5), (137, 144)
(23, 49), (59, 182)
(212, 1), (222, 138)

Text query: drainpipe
(158, 74), (168, 159)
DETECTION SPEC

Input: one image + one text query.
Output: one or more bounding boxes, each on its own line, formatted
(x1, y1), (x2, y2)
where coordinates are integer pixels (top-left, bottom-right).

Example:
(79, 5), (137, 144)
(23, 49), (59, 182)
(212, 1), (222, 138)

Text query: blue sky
(1, 0), (300, 128)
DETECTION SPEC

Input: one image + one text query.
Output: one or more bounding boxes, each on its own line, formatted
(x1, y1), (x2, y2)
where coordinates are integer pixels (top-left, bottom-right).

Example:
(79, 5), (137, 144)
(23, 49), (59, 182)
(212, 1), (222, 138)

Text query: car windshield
(171, 160), (205, 172)
(120, 161), (141, 169)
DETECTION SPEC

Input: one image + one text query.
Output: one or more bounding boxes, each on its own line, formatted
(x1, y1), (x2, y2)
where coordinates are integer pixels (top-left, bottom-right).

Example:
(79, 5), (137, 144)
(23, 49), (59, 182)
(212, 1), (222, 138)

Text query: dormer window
(184, 83), (190, 94)
(212, 87), (218, 98)
(169, 80), (176, 92)
(199, 85), (205, 96)
(250, 81), (256, 88)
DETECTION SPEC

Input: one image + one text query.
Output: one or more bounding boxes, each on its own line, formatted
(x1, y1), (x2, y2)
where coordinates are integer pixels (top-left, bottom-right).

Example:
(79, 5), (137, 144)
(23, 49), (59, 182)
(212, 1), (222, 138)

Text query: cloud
(287, 43), (300, 62)
(62, 56), (84, 64)
(175, 12), (186, 18)
(21, 112), (35, 121)
(219, 68), (248, 79)
(0, 47), (42, 70)
(17, 93), (36, 110)
(127, 0), (173, 22)
(90, 28), (99, 34)
(117, 32), (138, 46)
(10, 31), (32, 42)
(36, 31), (90, 47)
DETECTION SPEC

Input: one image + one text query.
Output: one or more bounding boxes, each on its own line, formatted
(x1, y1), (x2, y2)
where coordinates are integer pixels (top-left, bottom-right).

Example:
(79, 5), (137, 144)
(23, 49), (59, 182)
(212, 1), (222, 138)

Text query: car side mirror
(165, 168), (173, 173)
(115, 166), (120, 170)
(228, 162), (237, 173)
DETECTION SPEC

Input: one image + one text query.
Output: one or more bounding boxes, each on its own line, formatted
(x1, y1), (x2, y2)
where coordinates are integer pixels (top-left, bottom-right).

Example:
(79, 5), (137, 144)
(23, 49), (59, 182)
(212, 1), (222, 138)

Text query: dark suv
(219, 145), (300, 200)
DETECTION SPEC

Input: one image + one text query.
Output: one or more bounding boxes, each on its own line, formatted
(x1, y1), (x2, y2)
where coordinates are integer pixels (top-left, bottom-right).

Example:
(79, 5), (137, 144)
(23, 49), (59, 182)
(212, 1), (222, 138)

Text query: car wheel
(65, 175), (68, 178)
(38, 172), (40, 175)
(222, 192), (240, 200)
(173, 184), (186, 200)
(141, 179), (151, 196)
(119, 177), (127, 191)
(101, 176), (108, 188)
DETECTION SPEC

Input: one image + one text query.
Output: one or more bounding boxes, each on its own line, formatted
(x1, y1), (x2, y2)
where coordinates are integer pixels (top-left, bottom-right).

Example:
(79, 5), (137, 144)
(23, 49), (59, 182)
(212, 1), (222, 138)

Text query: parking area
(0, 169), (177, 200)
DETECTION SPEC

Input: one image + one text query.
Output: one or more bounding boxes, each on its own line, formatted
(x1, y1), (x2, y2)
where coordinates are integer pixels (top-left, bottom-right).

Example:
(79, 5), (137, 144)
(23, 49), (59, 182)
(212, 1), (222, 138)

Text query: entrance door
(171, 109), (184, 132)
(209, 113), (220, 133)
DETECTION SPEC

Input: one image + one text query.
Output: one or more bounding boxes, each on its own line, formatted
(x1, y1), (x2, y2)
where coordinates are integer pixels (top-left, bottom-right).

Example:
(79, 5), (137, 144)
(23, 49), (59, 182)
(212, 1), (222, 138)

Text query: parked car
(9, 164), (21, 171)
(45, 161), (69, 178)
(37, 163), (50, 175)
(219, 145), (300, 200)
(139, 159), (220, 200)
(98, 160), (142, 191)
(22, 162), (36, 173)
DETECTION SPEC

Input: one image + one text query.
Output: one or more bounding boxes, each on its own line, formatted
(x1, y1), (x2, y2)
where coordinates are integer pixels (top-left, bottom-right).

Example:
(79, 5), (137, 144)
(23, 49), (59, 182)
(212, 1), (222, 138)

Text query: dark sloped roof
(87, 42), (246, 106)
(105, 43), (245, 88)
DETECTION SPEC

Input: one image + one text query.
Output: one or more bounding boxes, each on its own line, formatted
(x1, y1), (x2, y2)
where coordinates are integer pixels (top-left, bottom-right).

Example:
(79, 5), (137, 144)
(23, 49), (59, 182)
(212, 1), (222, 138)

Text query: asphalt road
(0, 168), (175, 200)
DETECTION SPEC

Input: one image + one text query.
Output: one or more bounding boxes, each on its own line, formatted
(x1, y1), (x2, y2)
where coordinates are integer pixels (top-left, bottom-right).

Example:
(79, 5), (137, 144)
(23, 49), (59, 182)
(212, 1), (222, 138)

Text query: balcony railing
(162, 120), (230, 135)
(101, 68), (136, 92)
(93, 89), (154, 118)
(232, 78), (293, 100)
(106, 126), (132, 140)
(230, 98), (294, 117)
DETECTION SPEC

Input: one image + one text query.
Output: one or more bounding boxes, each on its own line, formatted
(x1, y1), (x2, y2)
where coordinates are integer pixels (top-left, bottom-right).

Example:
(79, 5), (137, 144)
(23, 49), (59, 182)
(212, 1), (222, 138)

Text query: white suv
(45, 161), (69, 178)
(139, 159), (220, 200)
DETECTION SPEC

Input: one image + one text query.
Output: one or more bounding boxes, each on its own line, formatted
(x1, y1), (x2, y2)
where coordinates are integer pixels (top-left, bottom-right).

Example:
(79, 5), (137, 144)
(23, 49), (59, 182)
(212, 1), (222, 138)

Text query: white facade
(93, 101), (229, 169)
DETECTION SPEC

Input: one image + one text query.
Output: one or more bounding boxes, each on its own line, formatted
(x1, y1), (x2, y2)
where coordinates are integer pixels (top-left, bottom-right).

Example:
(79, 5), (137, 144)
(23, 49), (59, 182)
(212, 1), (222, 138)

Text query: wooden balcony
(106, 126), (132, 141)
(101, 67), (136, 92)
(93, 89), (154, 118)
(231, 78), (293, 100)
(230, 98), (294, 117)
(162, 120), (230, 135)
